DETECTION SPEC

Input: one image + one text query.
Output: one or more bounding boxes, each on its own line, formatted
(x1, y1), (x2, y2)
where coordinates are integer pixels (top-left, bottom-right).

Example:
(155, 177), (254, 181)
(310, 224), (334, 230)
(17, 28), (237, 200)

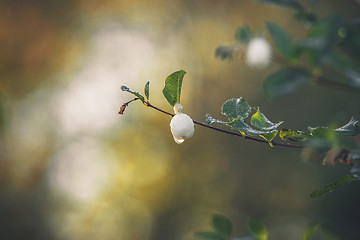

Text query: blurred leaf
(206, 113), (229, 125)
(308, 126), (330, 137)
(341, 23), (360, 56)
(230, 119), (278, 144)
(250, 107), (283, 131)
(215, 45), (239, 60)
(255, 0), (303, 12)
(194, 232), (227, 240)
(144, 81), (150, 100)
(162, 70), (186, 106)
(335, 117), (360, 136)
(303, 222), (320, 240)
(222, 98), (252, 121)
(235, 24), (253, 43)
(266, 21), (293, 58)
(263, 68), (311, 98)
(121, 86), (145, 104)
(310, 175), (358, 198)
(210, 214), (232, 237)
(279, 129), (308, 141)
(247, 219), (268, 240)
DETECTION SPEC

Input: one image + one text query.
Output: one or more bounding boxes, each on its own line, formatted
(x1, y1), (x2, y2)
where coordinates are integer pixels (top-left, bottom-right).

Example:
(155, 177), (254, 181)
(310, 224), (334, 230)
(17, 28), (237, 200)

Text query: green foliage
(210, 214), (232, 237)
(335, 117), (360, 136)
(310, 175), (358, 198)
(235, 24), (253, 44)
(221, 98), (251, 121)
(194, 214), (232, 240)
(303, 222), (320, 240)
(207, 97), (283, 145)
(162, 70), (186, 106)
(247, 219), (268, 240)
(121, 85), (145, 104)
(263, 68), (311, 99)
(144, 81), (150, 100)
(279, 129), (308, 141)
(266, 21), (293, 59)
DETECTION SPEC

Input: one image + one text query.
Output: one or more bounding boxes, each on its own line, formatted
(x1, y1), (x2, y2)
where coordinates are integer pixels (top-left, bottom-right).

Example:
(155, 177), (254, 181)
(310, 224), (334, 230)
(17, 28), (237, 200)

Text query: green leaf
(162, 70), (186, 106)
(303, 222), (320, 240)
(250, 107), (283, 131)
(221, 98), (252, 121)
(308, 126), (330, 137)
(230, 119), (278, 144)
(205, 113), (229, 125)
(335, 117), (360, 136)
(247, 219), (268, 240)
(263, 68), (311, 99)
(121, 86), (145, 104)
(235, 24), (253, 44)
(144, 81), (150, 100)
(310, 175), (358, 198)
(266, 21), (293, 58)
(279, 129), (308, 141)
(255, 0), (304, 12)
(210, 214), (232, 237)
(194, 232), (227, 240)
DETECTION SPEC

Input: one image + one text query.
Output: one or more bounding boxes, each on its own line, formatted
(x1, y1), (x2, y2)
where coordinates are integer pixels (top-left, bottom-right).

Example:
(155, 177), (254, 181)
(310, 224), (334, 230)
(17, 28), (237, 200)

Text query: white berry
(245, 37), (272, 68)
(170, 104), (194, 144)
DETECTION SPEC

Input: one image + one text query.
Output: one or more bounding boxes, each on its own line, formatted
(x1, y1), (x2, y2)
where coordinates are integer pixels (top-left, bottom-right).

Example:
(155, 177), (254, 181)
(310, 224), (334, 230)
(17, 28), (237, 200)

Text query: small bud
(170, 104), (194, 144)
(245, 37), (272, 68)
(173, 103), (183, 114)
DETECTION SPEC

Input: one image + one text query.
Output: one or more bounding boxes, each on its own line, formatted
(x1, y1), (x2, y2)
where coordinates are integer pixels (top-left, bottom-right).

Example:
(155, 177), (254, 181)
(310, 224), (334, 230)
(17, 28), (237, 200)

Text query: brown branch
(145, 102), (304, 149)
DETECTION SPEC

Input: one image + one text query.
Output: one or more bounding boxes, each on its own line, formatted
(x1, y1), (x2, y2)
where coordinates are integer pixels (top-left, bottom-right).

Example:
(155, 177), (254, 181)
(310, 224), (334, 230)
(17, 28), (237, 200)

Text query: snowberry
(170, 103), (194, 144)
(245, 37), (272, 68)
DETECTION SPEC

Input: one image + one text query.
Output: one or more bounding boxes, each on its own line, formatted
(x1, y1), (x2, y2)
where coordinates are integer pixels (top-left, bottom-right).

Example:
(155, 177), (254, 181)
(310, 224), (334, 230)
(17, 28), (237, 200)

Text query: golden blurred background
(1, 0), (360, 239)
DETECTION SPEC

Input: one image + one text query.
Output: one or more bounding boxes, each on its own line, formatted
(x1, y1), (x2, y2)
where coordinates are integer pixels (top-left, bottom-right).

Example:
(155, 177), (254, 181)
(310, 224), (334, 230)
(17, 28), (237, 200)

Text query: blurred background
(1, 0), (360, 239)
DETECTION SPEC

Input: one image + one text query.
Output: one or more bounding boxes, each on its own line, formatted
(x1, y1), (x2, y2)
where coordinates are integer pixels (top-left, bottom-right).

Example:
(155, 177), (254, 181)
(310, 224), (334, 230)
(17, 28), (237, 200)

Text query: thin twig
(145, 102), (304, 149)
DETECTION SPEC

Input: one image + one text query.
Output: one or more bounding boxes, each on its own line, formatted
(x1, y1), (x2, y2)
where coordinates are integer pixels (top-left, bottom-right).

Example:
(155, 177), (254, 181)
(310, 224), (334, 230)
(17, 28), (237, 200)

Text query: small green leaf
(210, 214), (232, 237)
(263, 68), (311, 99)
(215, 45), (238, 60)
(250, 107), (283, 131)
(255, 0), (304, 12)
(279, 129), (308, 141)
(194, 232), (227, 240)
(205, 113), (229, 125)
(310, 175), (358, 198)
(266, 21), (293, 58)
(235, 24), (253, 43)
(162, 70), (186, 106)
(303, 222), (320, 240)
(247, 219), (268, 240)
(121, 86), (145, 104)
(221, 98), (252, 121)
(144, 81), (150, 100)
(335, 117), (360, 136)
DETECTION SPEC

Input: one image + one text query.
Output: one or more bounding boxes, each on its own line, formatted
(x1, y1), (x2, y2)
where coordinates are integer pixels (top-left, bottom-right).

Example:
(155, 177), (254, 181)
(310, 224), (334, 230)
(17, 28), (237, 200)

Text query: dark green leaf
(215, 45), (238, 60)
(335, 117), (360, 136)
(250, 107), (283, 131)
(194, 232), (227, 240)
(279, 129), (308, 141)
(235, 24), (253, 43)
(221, 98), (251, 121)
(303, 222), (320, 240)
(310, 175), (358, 198)
(205, 113), (229, 125)
(144, 81), (150, 100)
(255, 0), (303, 12)
(266, 21), (293, 58)
(247, 219), (268, 240)
(263, 68), (311, 98)
(162, 70), (186, 106)
(210, 214), (232, 237)
(121, 86), (145, 104)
